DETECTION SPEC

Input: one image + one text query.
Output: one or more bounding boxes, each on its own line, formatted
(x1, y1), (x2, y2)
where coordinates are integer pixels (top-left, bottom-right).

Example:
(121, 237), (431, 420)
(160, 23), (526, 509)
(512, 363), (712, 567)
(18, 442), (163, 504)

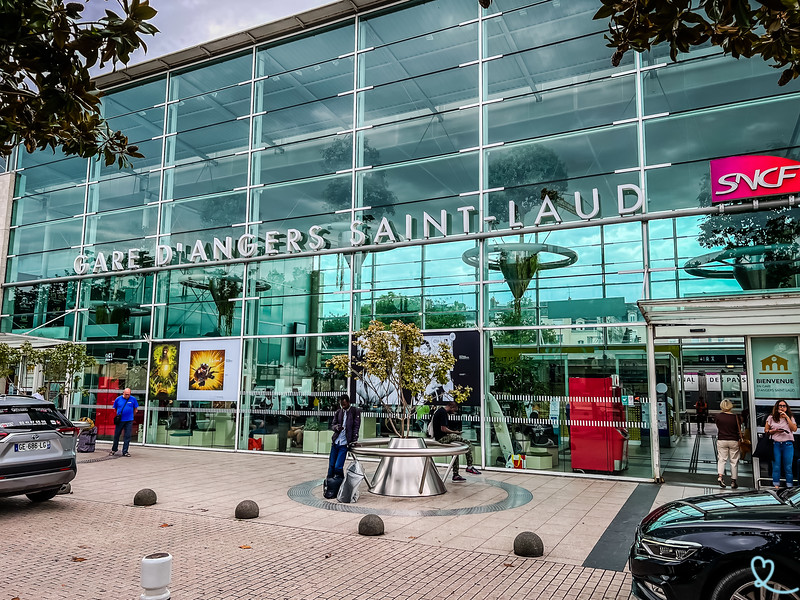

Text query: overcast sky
(83, 0), (332, 69)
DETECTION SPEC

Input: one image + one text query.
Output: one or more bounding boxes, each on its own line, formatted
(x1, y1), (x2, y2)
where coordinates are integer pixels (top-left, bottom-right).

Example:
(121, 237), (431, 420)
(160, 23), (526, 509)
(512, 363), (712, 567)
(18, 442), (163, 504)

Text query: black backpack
(323, 475), (343, 500)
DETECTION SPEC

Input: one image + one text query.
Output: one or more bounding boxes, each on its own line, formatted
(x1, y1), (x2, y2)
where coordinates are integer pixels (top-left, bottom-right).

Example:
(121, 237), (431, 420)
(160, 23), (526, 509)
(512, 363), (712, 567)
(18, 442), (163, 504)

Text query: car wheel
(25, 488), (59, 503)
(711, 566), (800, 600)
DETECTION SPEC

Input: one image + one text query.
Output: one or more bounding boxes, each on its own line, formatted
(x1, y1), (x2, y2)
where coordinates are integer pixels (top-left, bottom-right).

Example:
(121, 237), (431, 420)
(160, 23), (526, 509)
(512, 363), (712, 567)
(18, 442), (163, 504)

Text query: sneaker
(731, 479), (739, 490)
(122, 452), (131, 457)
(466, 466), (481, 475)
(108, 450), (116, 456)
(452, 474), (466, 482)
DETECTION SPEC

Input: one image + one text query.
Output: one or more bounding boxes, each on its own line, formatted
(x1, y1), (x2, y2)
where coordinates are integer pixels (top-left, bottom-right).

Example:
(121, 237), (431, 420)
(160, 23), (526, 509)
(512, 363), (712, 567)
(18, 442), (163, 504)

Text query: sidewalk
(0, 444), (713, 599)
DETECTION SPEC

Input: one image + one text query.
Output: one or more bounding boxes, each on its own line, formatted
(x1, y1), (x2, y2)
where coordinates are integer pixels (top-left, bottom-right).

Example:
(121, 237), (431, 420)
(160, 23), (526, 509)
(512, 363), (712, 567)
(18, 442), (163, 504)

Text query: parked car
(0, 395), (80, 502)
(630, 487), (800, 600)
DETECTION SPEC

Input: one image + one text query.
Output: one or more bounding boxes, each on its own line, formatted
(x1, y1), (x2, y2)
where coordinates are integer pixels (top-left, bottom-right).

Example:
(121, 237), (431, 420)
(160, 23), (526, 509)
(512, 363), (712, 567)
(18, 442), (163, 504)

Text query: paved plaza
(0, 445), (715, 599)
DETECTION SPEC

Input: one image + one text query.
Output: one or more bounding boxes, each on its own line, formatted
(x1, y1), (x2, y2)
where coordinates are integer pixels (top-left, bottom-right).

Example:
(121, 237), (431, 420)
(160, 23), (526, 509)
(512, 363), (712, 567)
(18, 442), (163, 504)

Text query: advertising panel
(149, 342), (180, 405)
(176, 339), (241, 403)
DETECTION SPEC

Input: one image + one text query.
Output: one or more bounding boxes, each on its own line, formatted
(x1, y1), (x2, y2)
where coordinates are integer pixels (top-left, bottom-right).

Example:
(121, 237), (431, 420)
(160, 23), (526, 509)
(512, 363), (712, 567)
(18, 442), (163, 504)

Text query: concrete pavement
(0, 444), (717, 599)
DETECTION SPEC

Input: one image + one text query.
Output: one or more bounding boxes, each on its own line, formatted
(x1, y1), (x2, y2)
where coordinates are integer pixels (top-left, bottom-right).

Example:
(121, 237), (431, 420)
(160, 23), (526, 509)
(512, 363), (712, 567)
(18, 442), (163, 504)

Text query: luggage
(323, 475), (343, 500)
(337, 460), (365, 503)
(77, 426), (98, 453)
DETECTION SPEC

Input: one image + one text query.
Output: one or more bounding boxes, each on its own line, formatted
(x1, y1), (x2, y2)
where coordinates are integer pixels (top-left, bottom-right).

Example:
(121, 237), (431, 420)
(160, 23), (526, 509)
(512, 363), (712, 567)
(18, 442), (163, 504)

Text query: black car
(630, 488), (800, 600)
(0, 395), (79, 502)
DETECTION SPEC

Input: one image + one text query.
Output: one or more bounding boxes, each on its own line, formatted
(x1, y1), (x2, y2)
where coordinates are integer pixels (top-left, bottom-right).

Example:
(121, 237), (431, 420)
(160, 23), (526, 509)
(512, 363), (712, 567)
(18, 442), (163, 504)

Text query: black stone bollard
(235, 499), (259, 519)
(358, 514), (384, 536)
(514, 531), (544, 557)
(134, 488), (158, 506)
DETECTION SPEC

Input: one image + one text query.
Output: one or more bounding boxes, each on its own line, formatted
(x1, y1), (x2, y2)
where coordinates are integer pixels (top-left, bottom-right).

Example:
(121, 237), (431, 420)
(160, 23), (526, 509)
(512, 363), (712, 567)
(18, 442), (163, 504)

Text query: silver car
(0, 395), (79, 502)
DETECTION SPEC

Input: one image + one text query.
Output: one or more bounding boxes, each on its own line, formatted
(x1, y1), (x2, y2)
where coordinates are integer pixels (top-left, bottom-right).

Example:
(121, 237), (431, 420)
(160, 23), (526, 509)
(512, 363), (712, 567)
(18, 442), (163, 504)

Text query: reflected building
(2, 0), (800, 486)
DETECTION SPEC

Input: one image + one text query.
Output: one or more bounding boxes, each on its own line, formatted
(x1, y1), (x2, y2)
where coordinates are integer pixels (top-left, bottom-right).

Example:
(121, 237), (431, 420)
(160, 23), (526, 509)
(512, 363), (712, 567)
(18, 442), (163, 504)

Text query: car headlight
(640, 537), (701, 562)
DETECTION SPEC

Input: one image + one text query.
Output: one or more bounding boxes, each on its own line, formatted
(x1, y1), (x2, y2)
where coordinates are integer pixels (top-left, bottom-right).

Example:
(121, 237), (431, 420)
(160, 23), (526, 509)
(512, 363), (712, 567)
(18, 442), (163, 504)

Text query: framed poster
(177, 339), (241, 403)
(750, 336), (800, 400)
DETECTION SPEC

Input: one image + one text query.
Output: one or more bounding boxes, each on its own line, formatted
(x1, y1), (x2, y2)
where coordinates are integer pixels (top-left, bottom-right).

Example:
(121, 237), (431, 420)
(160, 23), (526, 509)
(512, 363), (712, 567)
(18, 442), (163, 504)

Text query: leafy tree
(39, 342), (96, 409)
(593, 0), (800, 86)
(327, 320), (471, 437)
(1, 0), (159, 166)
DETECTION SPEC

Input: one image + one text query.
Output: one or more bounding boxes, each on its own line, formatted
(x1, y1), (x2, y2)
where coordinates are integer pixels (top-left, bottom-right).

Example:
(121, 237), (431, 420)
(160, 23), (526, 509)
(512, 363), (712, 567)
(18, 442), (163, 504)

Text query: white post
(646, 324), (662, 482)
(140, 552), (172, 600)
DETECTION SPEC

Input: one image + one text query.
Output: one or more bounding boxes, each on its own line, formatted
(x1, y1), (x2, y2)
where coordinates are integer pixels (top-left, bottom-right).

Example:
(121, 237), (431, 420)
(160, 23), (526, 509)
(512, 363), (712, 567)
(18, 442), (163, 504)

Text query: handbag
(736, 415), (752, 456)
(753, 433), (773, 461)
(113, 414), (121, 425)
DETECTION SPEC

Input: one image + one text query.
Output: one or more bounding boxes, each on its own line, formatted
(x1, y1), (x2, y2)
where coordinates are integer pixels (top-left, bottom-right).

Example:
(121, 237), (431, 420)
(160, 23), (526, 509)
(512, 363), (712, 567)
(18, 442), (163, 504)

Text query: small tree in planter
(39, 343), (96, 411)
(326, 320), (471, 438)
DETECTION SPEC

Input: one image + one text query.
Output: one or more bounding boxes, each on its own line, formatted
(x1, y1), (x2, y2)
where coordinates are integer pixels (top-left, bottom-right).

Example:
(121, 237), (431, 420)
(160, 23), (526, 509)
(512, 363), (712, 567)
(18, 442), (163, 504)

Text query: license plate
(14, 441), (51, 452)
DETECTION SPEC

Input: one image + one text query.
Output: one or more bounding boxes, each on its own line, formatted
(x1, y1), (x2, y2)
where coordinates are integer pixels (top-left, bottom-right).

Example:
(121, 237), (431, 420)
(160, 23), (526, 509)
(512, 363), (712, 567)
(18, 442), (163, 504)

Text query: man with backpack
(323, 394), (361, 499)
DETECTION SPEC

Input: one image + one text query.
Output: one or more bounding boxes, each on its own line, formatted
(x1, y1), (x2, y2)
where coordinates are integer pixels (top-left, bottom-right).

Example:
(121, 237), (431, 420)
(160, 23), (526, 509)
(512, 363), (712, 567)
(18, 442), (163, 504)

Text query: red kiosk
(568, 376), (629, 473)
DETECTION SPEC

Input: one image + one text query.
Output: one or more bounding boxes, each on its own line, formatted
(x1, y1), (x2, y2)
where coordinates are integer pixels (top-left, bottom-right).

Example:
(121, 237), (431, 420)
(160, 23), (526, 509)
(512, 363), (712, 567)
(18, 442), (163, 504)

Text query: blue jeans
(327, 443), (348, 478)
(112, 420), (134, 454)
(772, 441), (794, 487)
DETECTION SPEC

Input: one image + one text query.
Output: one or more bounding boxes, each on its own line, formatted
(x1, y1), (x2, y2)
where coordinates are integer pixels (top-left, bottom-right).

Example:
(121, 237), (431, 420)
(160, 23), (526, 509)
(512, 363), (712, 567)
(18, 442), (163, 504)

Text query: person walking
(432, 401), (480, 482)
(714, 400), (741, 489)
(764, 400), (797, 489)
(327, 393), (361, 479)
(109, 388), (139, 457)
(695, 396), (708, 434)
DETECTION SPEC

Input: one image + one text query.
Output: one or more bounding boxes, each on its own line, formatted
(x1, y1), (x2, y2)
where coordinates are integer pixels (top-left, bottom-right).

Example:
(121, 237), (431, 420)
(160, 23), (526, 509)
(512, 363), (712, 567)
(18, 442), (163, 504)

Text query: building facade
(3, 0), (800, 484)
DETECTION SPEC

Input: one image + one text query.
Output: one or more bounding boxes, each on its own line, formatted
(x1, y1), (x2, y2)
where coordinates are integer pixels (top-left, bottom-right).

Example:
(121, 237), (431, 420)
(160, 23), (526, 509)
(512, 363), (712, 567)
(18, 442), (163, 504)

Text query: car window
(0, 406), (70, 430)
(694, 495), (783, 510)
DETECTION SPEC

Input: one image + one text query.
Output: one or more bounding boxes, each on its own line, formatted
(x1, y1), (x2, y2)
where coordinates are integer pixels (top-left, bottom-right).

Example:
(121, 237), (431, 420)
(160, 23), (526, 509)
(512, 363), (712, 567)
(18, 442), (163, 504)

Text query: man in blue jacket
(327, 393), (361, 479)
(110, 388), (139, 457)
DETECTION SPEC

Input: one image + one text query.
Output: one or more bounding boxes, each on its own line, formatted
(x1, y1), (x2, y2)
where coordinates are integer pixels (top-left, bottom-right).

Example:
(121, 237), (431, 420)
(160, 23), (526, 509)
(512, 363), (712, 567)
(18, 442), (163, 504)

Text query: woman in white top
(764, 400), (797, 489)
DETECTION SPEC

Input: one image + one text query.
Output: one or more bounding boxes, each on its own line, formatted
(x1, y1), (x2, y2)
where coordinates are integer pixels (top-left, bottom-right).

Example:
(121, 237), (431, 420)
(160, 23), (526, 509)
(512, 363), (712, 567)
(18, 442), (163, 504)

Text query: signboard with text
(750, 337), (800, 399)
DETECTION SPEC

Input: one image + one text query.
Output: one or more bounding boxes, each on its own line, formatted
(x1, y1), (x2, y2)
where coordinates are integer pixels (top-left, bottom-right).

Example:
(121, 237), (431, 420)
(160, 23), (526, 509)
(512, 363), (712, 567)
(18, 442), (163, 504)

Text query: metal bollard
(140, 552), (172, 600)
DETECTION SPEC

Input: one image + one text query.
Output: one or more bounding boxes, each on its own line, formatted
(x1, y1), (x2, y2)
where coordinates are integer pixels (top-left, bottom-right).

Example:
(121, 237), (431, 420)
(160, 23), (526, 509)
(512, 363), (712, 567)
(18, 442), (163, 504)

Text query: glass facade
(3, 0), (800, 481)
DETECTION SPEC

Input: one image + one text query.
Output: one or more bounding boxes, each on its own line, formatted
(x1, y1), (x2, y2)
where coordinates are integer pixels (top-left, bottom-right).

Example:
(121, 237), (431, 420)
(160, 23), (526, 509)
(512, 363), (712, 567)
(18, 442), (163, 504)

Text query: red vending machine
(569, 376), (629, 473)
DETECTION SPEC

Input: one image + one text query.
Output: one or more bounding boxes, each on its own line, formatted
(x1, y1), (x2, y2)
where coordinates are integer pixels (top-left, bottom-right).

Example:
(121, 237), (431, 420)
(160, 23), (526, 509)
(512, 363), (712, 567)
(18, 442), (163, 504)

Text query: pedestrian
(327, 393), (361, 479)
(695, 395), (708, 434)
(714, 400), (741, 489)
(432, 401), (480, 482)
(764, 400), (797, 489)
(109, 388), (139, 457)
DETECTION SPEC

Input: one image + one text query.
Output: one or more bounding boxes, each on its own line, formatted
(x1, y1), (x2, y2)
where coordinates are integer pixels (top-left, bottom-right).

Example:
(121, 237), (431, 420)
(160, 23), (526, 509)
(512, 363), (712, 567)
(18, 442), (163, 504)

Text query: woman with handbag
(714, 400), (741, 489)
(764, 400), (798, 489)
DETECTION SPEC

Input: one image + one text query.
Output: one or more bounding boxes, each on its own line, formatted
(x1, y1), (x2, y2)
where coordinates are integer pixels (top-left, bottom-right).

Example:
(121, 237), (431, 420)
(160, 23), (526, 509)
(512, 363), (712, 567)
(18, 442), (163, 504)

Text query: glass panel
(167, 85), (251, 133)
(238, 336), (349, 455)
(161, 192), (247, 235)
(360, 65), (478, 127)
(360, 0), (476, 48)
(6, 249), (81, 282)
(169, 53), (252, 101)
(358, 107), (477, 167)
(253, 95), (353, 147)
(0, 281), (77, 338)
(155, 265), (245, 338)
(87, 171), (161, 213)
(106, 106), (164, 143)
(644, 95), (800, 166)
(486, 78), (636, 145)
(486, 338), (653, 477)
(485, 33), (634, 100)
(361, 23), (478, 88)
(255, 56), (354, 112)
(487, 125), (639, 190)
(101, 77), (167, 118)
(16, 147), (71, 169)
(165, 119), (250, 166)
(84, 205), (158, 246)
(162, 153), (248, 202)
(642, 54), (800, 116)
(256, 23), (355, 77)
(77, 275), (153, 341)
(71, 343), (149, 448)
(9, 218), (83, 255)
(252, 174), (352, 222)
(12, 186), (85, 226)
(485, 0), (604, 56)
(357, 152), (479, 208)
(15, 157), (87, 196)
(252, 133), (351, 186)
(244, 254), (350, 335)
(91, 137), (163, 180)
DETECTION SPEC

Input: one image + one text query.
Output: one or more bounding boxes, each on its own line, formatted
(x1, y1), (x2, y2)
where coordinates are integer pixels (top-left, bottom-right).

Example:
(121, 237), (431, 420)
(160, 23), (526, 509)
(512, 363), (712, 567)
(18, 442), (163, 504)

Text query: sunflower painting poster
(176, 339), (240, 402)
